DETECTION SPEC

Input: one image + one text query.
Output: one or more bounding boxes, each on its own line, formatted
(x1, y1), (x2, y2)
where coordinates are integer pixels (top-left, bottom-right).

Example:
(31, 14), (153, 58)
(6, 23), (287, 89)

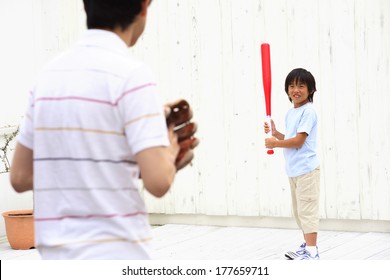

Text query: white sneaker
(285, 242), (307, 260)
(297, 247), (320, 260)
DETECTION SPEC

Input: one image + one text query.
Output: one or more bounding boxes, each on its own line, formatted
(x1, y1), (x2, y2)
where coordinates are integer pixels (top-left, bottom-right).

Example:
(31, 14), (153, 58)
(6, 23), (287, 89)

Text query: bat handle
(266, 115), (274, 155)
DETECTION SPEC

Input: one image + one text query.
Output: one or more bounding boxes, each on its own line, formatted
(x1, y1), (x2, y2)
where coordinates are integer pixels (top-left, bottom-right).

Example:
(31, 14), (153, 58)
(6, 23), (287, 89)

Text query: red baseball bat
(261, 43), (274, 155)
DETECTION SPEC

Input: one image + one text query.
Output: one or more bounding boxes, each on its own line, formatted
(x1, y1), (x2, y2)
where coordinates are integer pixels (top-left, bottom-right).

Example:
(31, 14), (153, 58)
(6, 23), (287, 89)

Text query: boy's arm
(265, 132), (307, 149)
(10, 142), (33, 193)
(264, 120), (285, 140)
(273, 130), (285, 140)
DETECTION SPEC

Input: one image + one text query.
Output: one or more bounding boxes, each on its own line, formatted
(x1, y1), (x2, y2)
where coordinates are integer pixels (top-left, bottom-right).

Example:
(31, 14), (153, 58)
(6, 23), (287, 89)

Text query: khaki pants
(289, 167), (320, 234)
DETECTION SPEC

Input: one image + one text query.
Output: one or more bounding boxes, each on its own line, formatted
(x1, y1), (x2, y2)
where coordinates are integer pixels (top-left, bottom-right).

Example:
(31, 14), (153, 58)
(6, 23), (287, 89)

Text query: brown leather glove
(166, 99), (199, 170)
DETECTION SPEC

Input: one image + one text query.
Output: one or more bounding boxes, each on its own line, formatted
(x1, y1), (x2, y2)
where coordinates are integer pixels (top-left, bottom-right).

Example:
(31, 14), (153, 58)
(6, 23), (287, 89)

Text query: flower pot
(2, 209), (35, 250)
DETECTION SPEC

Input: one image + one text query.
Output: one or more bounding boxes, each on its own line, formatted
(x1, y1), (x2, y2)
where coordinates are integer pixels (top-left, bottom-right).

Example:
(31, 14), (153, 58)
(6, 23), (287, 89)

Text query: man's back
(22, 30), (169, 259)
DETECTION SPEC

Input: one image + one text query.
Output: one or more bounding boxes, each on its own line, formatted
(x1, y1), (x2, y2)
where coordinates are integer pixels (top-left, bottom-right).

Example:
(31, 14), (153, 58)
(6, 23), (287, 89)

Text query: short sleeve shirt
(18, 30), (169, 259)
(283, 103), (319, 177)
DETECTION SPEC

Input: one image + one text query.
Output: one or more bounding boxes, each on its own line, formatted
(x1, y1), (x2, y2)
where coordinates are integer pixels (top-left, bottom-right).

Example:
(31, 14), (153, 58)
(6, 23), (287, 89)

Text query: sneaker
(297, 249), (320, 260)
(285, 242), (307, 260)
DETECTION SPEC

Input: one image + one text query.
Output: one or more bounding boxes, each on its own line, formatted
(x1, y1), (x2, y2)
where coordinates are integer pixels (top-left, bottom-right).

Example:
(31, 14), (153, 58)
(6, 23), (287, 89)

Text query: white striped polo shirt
(18, 29), (169, 259)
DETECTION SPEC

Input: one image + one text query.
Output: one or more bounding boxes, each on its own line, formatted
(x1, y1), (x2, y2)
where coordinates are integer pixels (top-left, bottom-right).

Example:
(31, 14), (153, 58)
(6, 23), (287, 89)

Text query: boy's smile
(288, 81), (310, 108)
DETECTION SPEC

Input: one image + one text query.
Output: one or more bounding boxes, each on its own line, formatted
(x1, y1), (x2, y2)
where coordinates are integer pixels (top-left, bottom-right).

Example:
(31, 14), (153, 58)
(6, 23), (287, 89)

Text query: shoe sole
(285, 251), (300, 260)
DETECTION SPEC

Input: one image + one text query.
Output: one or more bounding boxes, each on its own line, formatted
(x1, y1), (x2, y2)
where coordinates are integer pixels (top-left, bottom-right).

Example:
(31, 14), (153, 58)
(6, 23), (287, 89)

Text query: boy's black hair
(284, 68), (317, 103)
(83, 0), (145, 31)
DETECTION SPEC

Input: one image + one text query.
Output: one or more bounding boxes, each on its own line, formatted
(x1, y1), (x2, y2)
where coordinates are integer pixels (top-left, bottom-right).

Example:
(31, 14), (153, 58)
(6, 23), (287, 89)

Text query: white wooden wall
(0, 0), (86, 236)
(138, 0), (390, 222)
(1, 0), (389, 237)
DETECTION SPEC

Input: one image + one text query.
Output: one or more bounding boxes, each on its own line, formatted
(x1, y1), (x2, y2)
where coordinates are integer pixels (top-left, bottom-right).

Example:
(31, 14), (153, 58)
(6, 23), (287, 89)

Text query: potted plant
(1, 126), (35, 250)
(2, 210), (35, 250)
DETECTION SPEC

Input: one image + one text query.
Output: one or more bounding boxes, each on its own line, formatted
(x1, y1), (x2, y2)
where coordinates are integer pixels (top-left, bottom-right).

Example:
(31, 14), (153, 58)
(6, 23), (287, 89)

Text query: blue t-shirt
(283, 103), (319, 177)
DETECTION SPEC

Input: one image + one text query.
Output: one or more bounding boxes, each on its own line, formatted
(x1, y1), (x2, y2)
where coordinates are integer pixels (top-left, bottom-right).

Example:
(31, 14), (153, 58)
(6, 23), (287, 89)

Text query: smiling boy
(265, 68), (320, 260)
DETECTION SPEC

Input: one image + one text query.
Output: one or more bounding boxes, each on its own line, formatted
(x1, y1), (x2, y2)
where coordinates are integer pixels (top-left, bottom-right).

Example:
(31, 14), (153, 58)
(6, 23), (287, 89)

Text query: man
(11, 0), (197, 259)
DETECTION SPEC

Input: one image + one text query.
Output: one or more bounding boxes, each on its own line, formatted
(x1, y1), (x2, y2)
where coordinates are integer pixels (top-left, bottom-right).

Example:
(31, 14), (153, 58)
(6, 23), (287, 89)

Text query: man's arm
(10, 142), (33, 193)
(136, 125), (179, 197)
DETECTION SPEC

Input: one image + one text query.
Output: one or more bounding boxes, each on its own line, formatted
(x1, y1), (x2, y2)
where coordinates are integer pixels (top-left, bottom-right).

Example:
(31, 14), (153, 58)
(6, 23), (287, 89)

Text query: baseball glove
(166, 99), (199, 168)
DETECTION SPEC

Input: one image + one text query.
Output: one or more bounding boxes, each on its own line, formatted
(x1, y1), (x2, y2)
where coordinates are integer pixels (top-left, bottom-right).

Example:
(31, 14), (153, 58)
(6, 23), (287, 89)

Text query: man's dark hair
(284, 68), (317, 103)
(83, 0), (144, 31)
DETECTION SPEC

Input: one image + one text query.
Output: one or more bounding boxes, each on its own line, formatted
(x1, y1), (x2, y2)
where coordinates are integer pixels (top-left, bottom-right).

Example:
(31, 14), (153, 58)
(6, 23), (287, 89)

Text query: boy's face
(288, 79), (310, 108)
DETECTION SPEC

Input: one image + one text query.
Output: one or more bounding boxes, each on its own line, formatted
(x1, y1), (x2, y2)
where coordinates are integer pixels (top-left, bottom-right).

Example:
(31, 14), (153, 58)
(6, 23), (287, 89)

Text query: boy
(264, 68), (320, 260)
(10, 0), (195, 259)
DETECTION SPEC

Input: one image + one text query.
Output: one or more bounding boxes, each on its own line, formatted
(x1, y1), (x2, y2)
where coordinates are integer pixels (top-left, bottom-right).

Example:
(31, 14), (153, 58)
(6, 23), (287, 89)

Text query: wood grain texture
(3, 224), (390, 260)
(138, 0), (390, 221)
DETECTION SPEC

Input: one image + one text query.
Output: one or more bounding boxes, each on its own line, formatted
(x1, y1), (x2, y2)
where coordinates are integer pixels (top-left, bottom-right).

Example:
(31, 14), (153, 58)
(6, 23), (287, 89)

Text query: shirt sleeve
(117, 65), (169, 156)
(297, 107), (317, 136)
(17, 91), (34, 150)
